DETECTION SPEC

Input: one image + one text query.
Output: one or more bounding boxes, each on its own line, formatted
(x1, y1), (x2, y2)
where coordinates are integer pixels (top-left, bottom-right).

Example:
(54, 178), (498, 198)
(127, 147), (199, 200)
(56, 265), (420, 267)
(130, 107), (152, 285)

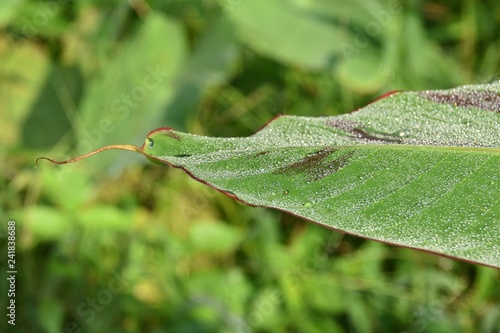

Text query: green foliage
(1, 1), (500, 333)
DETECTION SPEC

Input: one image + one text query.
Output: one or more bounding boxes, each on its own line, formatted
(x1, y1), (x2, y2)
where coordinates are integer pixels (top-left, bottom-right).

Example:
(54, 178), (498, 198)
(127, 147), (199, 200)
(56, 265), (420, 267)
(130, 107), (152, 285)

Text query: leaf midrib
(161, 143), (500, 161)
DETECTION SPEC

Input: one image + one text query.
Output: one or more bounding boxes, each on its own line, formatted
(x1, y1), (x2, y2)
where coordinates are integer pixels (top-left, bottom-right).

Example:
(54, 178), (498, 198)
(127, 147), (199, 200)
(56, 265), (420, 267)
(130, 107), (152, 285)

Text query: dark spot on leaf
(419, 90), (500, 113)
(254, 151), (269, 157)
(326, 151), (355, 177)
(326, 119), (402, 143)
(164, 131), (181, 140)
(351, 128), (401, 143)
(326, 118), (358, 132)
(275, 148), (337, 174)
(274, 147), (355, 182)
(174, 154), (192, 158)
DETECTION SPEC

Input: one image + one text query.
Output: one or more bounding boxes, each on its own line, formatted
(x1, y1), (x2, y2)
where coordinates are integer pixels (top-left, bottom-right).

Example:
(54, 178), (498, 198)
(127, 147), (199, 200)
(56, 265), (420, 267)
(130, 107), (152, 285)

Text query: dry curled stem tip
(35, 144), (143, 167)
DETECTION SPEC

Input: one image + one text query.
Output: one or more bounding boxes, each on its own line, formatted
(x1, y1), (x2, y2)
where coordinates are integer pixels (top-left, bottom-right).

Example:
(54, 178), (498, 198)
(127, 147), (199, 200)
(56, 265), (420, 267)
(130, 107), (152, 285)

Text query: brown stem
(36, 144), (143, 166)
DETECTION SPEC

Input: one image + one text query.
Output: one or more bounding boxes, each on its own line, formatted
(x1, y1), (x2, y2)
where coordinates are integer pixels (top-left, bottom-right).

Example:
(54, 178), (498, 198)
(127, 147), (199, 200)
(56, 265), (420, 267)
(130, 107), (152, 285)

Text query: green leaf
(25, 206), (70, 242)
(188, 220), (243, 255)
(78, 206), (132, 231)
(140, 82), (500, 268)
(161, 18), (238, 130)
(223, 0), (353, 69)
(77, 12), (186, 170)
(22, 64), (83, 149)
(0, 37), (50, 146)
(37, 299), (64, 333)
(41, 167), (91, 211)
(0, 0), (21, 27)
(41, 83), (500, 268)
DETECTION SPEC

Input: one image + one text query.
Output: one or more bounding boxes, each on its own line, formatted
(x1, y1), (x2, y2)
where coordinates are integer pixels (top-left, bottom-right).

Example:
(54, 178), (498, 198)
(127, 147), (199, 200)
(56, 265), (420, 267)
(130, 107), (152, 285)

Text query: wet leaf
(40, 82), (500, 268)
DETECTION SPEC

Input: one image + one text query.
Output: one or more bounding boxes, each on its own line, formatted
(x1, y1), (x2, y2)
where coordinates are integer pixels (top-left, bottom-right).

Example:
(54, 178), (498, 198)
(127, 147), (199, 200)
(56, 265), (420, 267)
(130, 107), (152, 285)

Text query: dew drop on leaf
(147, 138), (154, 148)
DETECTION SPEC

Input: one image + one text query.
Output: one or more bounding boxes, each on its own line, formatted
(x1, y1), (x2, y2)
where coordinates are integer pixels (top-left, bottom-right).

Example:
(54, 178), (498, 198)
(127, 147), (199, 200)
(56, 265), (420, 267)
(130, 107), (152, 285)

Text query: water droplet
(304, 202), (312, 208)
(146, 138), (154, 148)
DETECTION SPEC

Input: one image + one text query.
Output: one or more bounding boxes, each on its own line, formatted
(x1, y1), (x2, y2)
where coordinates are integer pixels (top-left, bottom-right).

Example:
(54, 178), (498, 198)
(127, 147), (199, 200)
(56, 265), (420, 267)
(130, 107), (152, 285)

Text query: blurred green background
(1, 0), (500, 332)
